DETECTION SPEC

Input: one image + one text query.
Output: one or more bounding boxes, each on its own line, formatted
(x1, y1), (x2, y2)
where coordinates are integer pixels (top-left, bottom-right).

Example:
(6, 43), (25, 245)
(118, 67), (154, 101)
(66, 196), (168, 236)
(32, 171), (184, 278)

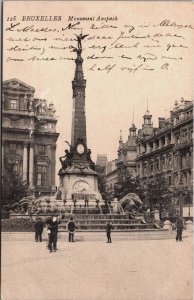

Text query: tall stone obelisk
(71, 45), (87, 146)
(58, 34), (102, 208)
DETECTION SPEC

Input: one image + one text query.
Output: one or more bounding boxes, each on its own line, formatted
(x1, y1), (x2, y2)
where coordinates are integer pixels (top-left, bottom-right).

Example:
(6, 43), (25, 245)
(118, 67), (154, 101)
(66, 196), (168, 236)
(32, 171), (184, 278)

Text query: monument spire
(71, 33), (88, 147)
(58, 32), (103, 210)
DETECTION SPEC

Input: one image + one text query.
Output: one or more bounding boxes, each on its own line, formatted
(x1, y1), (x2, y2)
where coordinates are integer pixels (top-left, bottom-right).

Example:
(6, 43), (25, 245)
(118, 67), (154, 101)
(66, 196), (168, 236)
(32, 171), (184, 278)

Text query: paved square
(1, 233), (193, 300)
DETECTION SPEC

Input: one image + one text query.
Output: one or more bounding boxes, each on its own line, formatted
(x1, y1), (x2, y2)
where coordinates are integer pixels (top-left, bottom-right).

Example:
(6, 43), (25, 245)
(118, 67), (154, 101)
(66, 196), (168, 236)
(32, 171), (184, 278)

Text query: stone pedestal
(163, 220), (172, 233)
(186, 220), (193, 233)
(153, 210), (160, 221)
(112, 198), (119, 214)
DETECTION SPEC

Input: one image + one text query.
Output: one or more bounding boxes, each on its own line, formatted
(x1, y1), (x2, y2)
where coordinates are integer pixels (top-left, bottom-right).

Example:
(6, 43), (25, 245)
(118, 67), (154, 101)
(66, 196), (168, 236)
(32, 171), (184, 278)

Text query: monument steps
(58, 213), (158, 231)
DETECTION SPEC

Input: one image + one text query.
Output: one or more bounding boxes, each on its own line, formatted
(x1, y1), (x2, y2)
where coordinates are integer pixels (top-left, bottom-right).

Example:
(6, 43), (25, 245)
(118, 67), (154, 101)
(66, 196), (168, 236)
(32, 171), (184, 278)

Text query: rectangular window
(9, 143), (17, 154)
(36, 165), (47, 186)
(10, 119), (19, 128)
(176, 136), (180, 145)
(10, 143), (17, 150)
(38, 145), (46, 155)
(190, 130), (193, 142)
(168, 158), (172, 167)
(161, 159), (165, 170)
(10, 99), (18, 110)
(13, 162), (19, 173)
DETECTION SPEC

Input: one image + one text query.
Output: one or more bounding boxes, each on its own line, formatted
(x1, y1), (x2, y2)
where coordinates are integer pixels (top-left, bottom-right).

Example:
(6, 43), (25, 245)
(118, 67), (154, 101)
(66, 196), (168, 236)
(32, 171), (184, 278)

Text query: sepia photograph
(1, 1), (193, 299)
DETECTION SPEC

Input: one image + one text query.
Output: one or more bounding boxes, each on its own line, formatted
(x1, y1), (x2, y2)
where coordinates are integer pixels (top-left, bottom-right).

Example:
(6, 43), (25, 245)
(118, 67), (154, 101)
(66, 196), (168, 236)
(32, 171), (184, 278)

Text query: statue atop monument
(73, 32), (89, 53)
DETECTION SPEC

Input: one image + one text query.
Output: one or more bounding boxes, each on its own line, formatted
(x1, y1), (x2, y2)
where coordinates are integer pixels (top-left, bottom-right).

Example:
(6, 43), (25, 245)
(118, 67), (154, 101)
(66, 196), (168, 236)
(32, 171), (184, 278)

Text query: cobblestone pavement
(1, 234), (193, 300)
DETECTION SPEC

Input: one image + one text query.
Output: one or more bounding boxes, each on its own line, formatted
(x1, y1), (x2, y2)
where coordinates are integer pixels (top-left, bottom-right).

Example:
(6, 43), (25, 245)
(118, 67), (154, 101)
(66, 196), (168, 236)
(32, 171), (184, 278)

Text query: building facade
(136, 98), (193, 199)
(104, 98), (193, 209)
(106, 159), (118, 190)
(117, 124), (137, 183)
(2, 78), (59, 196)
(96, 154), (108, 174)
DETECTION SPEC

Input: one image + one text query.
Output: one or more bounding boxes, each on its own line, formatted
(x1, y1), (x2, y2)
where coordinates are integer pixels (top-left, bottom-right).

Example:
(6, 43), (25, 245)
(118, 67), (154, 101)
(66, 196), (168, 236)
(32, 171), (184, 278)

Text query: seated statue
(87, 149), (95, 170)
(60, 149), (73, 169)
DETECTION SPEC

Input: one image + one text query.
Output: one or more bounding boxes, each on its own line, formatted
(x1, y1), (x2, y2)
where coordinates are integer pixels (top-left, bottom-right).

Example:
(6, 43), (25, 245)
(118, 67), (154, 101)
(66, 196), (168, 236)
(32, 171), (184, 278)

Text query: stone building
(136, 98), (193, 199)
(106, 159), (118, 191)
(2, 78), (59, 196)
(117, 124), (137, 183)
(96, 154), (108, 174)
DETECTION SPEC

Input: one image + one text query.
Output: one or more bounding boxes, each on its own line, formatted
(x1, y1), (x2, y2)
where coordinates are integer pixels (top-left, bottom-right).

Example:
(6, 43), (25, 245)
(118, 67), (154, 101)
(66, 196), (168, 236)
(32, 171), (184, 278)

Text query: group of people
(34, 214), (185, 250)
(34, 216), (114, 251)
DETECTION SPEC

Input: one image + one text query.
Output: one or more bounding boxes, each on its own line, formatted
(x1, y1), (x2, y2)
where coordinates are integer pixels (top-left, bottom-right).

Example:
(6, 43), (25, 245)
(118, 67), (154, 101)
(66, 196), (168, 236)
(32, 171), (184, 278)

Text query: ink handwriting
(4, 18), (192, 75)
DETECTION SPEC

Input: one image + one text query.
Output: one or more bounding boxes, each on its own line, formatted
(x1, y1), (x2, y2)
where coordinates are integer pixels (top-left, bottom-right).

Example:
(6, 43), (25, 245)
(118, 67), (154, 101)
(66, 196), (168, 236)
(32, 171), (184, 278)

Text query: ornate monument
(58, 33), (103, 211)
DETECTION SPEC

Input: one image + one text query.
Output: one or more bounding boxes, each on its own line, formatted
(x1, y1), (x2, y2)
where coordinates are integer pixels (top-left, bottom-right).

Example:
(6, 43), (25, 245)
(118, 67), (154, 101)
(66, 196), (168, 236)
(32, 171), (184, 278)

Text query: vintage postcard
(1, 1), (193, 300)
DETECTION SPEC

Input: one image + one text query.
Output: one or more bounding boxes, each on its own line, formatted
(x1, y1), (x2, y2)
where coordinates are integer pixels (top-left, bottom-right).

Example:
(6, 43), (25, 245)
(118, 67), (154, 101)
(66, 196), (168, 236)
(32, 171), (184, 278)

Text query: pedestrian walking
(48, 216), (59, 252)
(175, 214), (184, 242)
(45, 216), (52, 248)
(67, 216), (77, 242)
(106, 221), (113, 243)
(34, 217), (44, 242)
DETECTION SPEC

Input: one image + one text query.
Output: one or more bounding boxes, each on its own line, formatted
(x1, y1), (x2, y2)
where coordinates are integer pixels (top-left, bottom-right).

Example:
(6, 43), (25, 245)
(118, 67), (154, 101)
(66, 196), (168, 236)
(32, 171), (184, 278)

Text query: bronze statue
(60, 149), (73, 169)
(74, 32), (89, 52)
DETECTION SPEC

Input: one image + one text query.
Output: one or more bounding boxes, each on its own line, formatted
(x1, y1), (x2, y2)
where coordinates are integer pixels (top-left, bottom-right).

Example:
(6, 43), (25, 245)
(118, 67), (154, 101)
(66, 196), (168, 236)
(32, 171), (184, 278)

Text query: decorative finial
(180, 97), (184, 103)
(119, 130), (123, 142)
(146, 97), (149, 114)
(132, 105), (135, 126)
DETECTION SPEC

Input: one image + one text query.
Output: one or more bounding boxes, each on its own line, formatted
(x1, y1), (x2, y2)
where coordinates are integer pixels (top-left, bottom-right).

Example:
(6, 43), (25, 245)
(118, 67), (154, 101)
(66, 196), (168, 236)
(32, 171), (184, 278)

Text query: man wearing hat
(106, 221), (113, 243)
(67, 216), (77, 242)
(175, 214), (184, 242)
(34, 217), (44, 242)
(48, 216), (59, 252)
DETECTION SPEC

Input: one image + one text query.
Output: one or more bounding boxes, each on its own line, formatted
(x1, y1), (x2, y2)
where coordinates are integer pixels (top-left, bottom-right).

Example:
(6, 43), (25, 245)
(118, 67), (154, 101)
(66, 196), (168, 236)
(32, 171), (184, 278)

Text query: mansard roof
(2, 78), (35, 92)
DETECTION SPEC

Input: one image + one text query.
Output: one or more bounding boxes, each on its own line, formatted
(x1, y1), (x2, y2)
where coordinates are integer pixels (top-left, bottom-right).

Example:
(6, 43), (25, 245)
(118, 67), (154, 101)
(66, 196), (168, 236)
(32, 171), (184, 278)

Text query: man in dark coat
(34, 218), (44, 242)
(48, 217), (59, 252)
(175, 214), (184, 242)
(106, 221), (113, 243)
(67, 216), (77, 242)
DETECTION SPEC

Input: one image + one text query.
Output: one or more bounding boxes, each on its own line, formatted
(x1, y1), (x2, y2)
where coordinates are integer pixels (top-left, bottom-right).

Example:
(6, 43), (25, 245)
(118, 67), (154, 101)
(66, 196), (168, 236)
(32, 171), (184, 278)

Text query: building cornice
(135, 144), (173, 161)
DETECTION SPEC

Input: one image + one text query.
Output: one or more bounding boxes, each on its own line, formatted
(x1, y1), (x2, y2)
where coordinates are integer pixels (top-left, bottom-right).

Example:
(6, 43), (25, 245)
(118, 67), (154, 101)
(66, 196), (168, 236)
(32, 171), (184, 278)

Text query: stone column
(171, 132), (174, 144)
(159, 138), (162, 148)
(147, 143), (150, 153)
(29, 143), (34, 188)
(140, 162), (143, 177)
(2, 141), (4, 175)
(23, 142), (28, 182)
(165, 135), (168, 146)
(51, 145), (56, 188)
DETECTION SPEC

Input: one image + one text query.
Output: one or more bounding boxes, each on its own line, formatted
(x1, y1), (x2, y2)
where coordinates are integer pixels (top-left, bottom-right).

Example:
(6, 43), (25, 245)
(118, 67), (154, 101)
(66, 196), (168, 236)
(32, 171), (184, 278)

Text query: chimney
(158, 117), (165, 129)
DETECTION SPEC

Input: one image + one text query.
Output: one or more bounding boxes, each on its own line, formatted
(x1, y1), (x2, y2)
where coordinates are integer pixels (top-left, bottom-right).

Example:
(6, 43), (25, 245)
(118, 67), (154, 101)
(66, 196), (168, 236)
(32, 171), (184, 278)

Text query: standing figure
(75, 33), (89, 51)
(34, 218), (44, 242)
(175, 214), (184, 242)
(106, 221), (113, 243)
(67, 216), (77, 242)
(48, 216), (59, 252)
